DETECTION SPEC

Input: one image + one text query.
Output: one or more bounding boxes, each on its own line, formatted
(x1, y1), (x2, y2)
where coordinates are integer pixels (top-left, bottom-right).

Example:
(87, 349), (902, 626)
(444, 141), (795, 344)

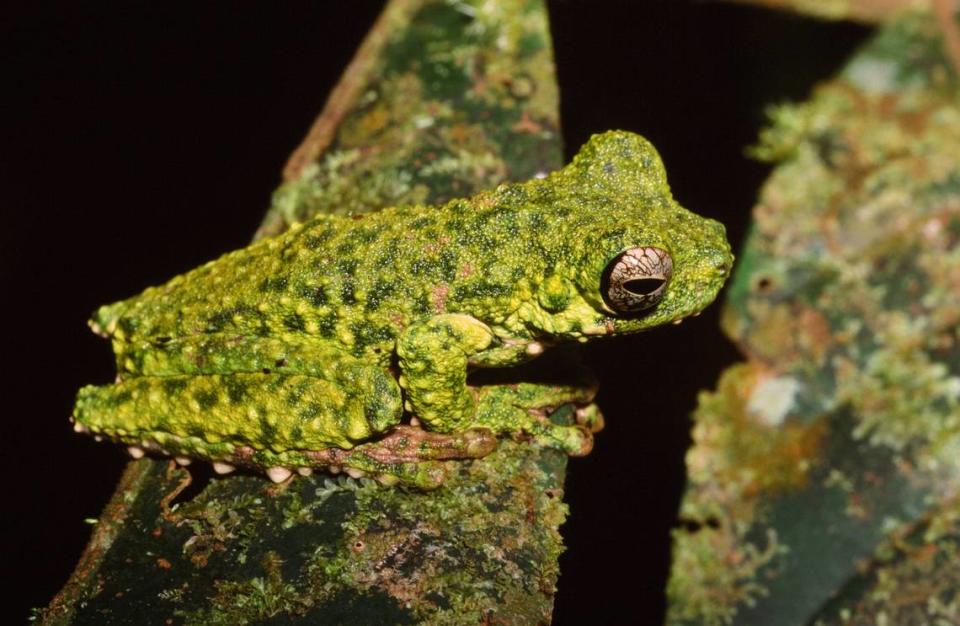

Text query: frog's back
(93, 211), (409, 345)
(93, 191), (557, 354)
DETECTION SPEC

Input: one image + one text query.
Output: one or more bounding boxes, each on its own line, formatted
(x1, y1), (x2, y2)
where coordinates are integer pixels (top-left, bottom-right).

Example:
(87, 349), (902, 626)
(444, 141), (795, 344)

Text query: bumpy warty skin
(73, 130), (733, 483)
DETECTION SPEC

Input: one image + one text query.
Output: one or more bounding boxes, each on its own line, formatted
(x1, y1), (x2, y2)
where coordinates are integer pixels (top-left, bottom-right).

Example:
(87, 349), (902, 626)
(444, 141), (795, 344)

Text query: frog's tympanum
(73, 131), (733, 487)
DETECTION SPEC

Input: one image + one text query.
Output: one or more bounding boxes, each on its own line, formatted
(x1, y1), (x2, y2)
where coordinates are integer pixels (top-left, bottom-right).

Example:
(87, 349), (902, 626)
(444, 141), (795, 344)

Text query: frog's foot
(471, 382), (599, 456)
(299, 425), (497, 488)
(177, 425), (498, 489)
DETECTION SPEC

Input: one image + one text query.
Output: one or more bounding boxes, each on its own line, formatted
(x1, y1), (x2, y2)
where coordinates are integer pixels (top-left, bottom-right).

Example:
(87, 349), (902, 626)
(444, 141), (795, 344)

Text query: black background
(3, 2), (867, 623)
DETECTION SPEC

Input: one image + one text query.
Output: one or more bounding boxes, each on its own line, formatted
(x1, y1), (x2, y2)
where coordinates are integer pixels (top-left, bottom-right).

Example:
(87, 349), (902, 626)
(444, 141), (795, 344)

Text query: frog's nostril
(711, 254), (732, 276)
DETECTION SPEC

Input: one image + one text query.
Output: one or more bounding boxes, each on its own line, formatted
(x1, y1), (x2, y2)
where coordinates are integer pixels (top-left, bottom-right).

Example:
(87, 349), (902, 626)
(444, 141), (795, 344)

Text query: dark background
(3, 2), (867, 623)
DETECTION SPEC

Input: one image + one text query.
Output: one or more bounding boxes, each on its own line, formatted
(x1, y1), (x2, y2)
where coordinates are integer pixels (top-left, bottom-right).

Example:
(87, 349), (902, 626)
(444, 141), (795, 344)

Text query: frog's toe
(376, 473), (400, 486)
(266, 467), (293, 483)
(575, 404), (605, 433)
(340, 460), (448, 489)
(529, 422), (594, 456)
(212, 461), (236, 475)
(463, 427), (498, 457)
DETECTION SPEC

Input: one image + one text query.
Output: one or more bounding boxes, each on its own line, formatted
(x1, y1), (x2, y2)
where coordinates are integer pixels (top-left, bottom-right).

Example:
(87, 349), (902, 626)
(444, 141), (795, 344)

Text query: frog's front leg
(396, 314), (597, 455)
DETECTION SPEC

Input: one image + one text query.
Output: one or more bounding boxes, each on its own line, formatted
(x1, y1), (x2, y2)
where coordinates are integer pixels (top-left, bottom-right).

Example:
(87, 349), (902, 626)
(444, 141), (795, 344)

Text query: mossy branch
(42, 2), (571, 624)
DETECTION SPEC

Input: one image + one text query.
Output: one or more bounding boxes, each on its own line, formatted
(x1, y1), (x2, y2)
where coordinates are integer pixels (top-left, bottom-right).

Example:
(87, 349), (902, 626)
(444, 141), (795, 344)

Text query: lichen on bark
(668, 9), (960, 626)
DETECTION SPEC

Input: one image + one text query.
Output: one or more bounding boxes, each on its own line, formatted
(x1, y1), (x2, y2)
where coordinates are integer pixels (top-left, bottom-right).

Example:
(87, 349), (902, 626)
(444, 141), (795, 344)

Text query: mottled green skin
(74, 131), (732, 481)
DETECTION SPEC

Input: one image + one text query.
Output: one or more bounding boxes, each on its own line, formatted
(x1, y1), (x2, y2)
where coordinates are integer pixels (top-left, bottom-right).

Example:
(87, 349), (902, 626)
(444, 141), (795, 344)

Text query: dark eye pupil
(622, 278), (665, 295)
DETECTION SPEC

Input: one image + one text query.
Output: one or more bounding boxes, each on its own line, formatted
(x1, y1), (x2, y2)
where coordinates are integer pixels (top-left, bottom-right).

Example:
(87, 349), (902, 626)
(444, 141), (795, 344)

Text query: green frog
(73, 131), (733, 487)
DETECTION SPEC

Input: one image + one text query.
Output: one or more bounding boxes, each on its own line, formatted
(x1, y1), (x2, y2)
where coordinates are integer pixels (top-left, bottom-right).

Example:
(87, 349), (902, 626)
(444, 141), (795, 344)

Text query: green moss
(162, 442), (567, 625)
(670, 10), (960, 625)
(266, 0), (560, 230)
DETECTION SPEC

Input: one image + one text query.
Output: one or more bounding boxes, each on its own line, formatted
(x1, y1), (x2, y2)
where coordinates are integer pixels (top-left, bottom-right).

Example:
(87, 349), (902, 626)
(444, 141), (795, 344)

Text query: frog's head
(543, 131), (733, 337)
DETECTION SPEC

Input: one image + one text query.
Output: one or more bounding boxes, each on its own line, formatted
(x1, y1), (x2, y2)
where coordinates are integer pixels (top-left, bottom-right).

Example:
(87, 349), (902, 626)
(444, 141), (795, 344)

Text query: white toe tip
(296, 467), (313, 477)
(267, 467), (292, 483)
(127, 446), (145, 459)
(345, 468), (365, 479)
(376, 474), (399, 486)
(212, 461), (236, 475)
(175, 456), (192, 466)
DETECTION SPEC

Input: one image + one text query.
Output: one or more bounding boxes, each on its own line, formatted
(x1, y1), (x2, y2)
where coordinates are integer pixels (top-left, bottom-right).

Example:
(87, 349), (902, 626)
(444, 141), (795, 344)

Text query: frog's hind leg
(73, 368), (402, 474)
(73, 369), (497, 488)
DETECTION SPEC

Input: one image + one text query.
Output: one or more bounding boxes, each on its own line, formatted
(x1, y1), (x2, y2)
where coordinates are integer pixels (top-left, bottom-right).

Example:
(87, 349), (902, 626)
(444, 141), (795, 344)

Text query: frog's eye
(601, 247), (673, 315)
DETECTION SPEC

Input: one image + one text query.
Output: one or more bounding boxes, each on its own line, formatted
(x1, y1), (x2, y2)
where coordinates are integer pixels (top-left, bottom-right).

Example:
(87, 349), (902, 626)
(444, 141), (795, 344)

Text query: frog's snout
(712, 251), (733, 278)
(704, 218), (734, 279)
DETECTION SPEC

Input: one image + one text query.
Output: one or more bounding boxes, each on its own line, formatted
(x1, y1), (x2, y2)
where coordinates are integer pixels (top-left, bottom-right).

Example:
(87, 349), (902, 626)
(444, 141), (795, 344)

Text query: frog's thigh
(74, 369), (402, 454)
(471, 382), (596, 456)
